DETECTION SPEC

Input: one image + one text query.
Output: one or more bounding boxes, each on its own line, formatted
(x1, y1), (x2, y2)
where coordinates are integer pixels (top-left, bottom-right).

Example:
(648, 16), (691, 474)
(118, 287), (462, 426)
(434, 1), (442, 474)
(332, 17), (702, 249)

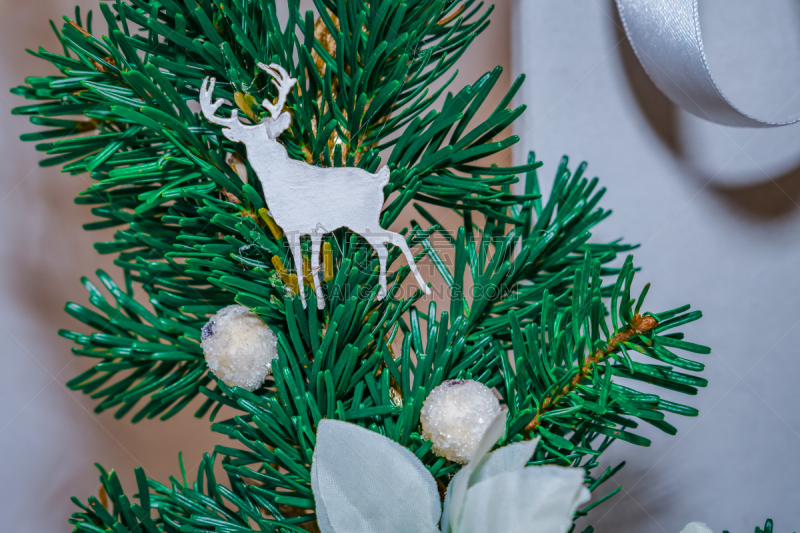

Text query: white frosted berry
(201, 304), (278, 391)
(420, 379), (502, 464)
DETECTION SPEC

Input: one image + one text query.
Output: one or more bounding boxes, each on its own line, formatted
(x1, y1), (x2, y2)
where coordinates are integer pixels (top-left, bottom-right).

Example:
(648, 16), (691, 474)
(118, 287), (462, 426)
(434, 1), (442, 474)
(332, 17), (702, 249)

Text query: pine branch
(14, 0), (541, 420)
(525, 312), (659, 432)
(496, 254), (708, 464)
(416, 154), (637, 341)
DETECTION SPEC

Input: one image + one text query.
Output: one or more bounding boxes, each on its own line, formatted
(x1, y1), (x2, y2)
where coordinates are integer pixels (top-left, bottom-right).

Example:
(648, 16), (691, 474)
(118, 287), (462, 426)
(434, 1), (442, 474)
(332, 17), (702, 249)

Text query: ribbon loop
(616, 0), (800, 127)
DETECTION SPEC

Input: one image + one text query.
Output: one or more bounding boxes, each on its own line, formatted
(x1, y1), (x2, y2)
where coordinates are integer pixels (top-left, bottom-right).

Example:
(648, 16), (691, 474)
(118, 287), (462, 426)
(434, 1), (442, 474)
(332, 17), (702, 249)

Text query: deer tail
(375, 166), (391, 186)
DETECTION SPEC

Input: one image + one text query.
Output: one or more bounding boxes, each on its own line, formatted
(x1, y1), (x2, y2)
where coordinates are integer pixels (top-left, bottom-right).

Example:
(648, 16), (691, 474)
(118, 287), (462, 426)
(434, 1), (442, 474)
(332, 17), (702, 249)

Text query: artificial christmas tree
(9, 0), (735, 531)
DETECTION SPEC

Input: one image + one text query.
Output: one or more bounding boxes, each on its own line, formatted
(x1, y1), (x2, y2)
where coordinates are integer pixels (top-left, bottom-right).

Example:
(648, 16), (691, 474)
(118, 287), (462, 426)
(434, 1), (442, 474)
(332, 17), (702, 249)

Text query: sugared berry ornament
(420, 379), (503, 464)
(201, 304), (278, 391)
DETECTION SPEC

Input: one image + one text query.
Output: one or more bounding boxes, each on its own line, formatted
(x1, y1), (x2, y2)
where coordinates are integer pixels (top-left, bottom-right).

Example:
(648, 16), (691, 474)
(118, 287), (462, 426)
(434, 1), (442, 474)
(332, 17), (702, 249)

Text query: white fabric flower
(681, 523), (713, 533)
(310, 414), (590, 533)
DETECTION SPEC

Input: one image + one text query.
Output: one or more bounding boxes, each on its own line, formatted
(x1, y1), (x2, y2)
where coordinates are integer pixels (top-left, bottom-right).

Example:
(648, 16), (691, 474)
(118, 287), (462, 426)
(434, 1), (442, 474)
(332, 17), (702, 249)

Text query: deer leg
(287, 232), (307, 309)
(387, 231), (431, 295)
(364, 235), (389, 300)
(310, 232), (325, 310)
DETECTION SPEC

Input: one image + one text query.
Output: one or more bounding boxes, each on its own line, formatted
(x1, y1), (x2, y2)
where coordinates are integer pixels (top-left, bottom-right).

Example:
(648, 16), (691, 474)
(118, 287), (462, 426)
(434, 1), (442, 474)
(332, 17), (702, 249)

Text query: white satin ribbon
(615, 0), (800, 127)
(310, 416), (590, 533)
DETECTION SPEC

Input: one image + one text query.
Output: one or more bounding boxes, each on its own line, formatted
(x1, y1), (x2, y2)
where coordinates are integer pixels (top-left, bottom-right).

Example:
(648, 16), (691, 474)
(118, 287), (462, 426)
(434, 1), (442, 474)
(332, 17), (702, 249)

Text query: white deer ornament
(200, 63), (431, 309)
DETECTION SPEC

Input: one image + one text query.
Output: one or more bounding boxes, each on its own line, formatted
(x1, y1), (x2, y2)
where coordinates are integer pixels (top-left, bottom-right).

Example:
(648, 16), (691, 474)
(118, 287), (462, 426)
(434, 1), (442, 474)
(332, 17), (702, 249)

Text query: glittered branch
(525, 313), (659, 433)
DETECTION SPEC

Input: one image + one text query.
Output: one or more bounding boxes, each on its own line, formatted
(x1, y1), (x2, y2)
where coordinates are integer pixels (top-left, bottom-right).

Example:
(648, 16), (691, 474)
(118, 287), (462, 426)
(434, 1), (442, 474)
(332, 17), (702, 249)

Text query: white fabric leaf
(681, 523), (714, 533)
(311, 420), (441, 533)
(469, 438), (540, 486)
(442, 466), (469, 533)
(313, 471), (334, 533)
(470, 410), (509, 465)
(457, 465), (590, 533)
(443, 411), (508, 533)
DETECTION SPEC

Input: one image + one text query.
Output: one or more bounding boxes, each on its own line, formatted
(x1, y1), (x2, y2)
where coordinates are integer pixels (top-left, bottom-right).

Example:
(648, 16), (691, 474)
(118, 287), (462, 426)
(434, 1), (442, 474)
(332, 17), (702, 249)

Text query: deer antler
(200, 77), (245, 129)
(258, 62), (296, 119)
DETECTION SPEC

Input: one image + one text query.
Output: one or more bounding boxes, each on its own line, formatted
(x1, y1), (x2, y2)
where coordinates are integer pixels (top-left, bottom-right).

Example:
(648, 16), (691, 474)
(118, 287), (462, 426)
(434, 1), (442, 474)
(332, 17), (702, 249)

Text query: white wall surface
(513, 1), (800, 532)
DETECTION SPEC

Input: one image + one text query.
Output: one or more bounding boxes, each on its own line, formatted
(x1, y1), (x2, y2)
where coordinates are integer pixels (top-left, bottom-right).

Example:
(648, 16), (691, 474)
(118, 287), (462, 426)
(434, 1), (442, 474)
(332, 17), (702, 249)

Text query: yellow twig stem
(525, 313), (659, 433)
